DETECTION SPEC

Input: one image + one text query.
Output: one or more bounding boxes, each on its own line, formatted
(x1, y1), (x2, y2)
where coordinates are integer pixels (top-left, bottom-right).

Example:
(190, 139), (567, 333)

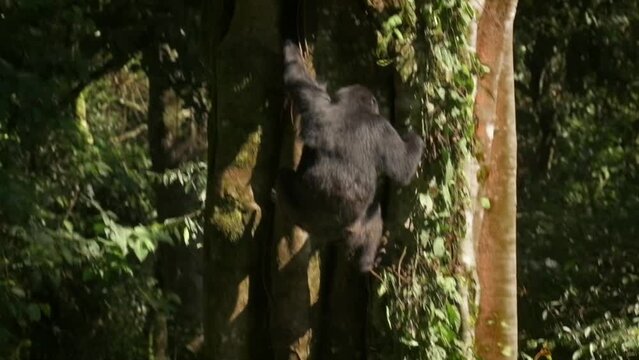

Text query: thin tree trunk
(270, 109), (317, 360)
(458, 1), (485, 353)
(202, 0), (281, 359)
(473, 1), (519, 358)
(146, 45), (205, 360)
(269, 2), (323, 358)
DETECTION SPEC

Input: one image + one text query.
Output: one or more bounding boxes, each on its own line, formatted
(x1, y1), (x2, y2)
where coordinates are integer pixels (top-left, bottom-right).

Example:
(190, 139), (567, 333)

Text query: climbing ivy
(368, 1), (481, 359)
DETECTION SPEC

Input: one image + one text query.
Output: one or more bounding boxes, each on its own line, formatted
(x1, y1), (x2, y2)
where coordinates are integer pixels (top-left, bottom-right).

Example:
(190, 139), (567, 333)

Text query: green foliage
(0, 66), (173, 359)
(1, 1), (209, 357)
(369, 0), (480, 359)
(157, 161), (208, 203)
(516, 0), (639, 358)
(560, 320), (639, 360)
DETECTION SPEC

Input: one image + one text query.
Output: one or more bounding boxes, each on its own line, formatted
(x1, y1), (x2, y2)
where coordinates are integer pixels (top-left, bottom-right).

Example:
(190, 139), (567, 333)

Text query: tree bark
(202, 0), (281, 359)
(270, 109), (317, 360)
(473, 1), (519, 359)
(145, 45), (205, 360)
(459, 1), (485, 353)
(269, 2), (324, 358)
(313, 2), (393, 359)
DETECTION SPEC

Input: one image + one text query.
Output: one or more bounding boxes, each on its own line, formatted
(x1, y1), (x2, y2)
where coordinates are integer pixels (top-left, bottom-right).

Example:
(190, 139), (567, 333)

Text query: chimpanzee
(276, 41), (424, 272)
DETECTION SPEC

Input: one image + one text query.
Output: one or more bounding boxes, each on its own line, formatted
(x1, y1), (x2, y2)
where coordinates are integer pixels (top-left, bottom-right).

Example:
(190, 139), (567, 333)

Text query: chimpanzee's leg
(345, 201), (383, 272)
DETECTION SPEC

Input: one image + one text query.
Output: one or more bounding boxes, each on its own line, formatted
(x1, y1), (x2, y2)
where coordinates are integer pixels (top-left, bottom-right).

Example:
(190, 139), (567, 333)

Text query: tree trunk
(313, 2), (393, 359)
(459, 1), (485, 353)
(270, 105), (318, 360)
(202, 0), (281, 359)
(473, 1), (519, 359)
(269, 3), (324, 358)
(145, 45), (205, 360)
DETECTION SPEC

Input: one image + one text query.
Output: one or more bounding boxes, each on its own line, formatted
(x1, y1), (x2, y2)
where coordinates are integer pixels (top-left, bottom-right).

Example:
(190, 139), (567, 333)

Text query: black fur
(277, 41), (424, 272)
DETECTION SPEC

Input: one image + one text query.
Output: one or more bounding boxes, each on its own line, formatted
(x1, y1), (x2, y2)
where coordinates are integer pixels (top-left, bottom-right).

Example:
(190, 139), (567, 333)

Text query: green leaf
(445, 159), (454, 183)
(500, 345), (513, 357)
(419, 193), (434, 214)
(400, 337), (420, 347)
(480, 197), (491, 209)
(377, 282), (387, 296)
(86, 240), (100, 257)
(63, 220), (73, 231)
(82, 269), (94, 281)
(383, 14), (403, 32)
(11, 287), (26, 298)
(131, 239), (150, 261)
(40, 304), (51, 317)
(26, 304), (41, 322)
(562, 326), (572, 333)
(441, 186), (451, 206)
(183, 226), (190, 245)
(61, 247), (73, 263)
(446, 304), (461, 329)
(584, 325), (594, 338)
(433, 237), (445, 258)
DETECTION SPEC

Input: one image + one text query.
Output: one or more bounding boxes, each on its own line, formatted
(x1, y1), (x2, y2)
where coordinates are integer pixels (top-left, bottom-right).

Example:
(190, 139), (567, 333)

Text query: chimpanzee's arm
(283, 41), (333, 147)
(376, 120), (424, 185)
(283, 41), (330, 113)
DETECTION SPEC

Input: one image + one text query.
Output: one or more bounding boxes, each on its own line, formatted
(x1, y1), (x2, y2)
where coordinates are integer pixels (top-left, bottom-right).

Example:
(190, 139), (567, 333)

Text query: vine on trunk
(368, 1), (482, 359)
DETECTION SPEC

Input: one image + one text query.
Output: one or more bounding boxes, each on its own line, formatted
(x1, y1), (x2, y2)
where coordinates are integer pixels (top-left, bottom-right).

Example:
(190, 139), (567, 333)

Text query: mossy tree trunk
(201, 0), (281, 359)
(473, 0), (519, 359)
(201, 1), (486, 360)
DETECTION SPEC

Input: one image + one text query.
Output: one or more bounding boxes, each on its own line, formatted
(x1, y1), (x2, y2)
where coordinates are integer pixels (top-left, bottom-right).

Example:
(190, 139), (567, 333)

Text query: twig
(396, 246), (407, 276)
(118, 98), (146, 113)
(369, 269), (383, 282)
(61, 186), (81, 224)
(112, 124), (148, 143)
